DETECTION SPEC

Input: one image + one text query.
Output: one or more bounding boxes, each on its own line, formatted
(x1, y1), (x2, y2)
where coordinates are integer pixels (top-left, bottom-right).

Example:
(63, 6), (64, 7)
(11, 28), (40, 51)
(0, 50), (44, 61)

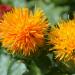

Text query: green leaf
(0, 53), (27, 75)
(0, 54), (11, 75)
(9, 61), (27, 75)
(12, 0), (26, 7)
(36, 0), (69, 24)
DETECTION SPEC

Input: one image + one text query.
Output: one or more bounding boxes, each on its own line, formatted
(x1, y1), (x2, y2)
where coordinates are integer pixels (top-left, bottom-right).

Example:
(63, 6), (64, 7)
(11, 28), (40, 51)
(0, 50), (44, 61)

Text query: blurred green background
(0, 0), (75, 75)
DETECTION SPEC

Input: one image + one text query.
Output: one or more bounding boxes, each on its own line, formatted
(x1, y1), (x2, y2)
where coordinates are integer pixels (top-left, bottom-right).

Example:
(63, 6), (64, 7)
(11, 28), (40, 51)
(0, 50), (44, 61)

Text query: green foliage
(35, 0), (69, 24)
(0, 47), (27, 75)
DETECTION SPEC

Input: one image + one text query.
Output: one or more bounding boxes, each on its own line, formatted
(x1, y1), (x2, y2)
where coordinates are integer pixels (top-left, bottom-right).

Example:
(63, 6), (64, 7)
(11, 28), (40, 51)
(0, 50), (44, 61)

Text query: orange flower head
(49, 20), (75, 61)
(0, 8), (48, 55)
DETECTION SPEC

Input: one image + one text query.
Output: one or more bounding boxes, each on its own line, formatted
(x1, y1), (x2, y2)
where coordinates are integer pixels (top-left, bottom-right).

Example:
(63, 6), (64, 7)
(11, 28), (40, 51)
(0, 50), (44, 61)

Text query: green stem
(29, 61), (43, 75)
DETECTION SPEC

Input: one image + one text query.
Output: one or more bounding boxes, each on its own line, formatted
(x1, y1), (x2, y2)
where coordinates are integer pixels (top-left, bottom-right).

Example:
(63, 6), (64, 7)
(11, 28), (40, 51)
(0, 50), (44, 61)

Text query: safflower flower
(0, 8), (48, 55)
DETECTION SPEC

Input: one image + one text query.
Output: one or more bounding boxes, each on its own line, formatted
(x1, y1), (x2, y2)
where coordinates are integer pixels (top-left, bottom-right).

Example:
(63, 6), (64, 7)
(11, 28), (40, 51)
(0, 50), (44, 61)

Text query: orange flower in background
(49, 20), (75, 61)
(0, 8), (48, 55)
(0, 4), (12, 19)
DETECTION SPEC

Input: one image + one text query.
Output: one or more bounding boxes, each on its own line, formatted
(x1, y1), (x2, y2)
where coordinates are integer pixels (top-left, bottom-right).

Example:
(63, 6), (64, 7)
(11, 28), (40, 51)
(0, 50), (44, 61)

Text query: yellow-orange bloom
(49, 20), (75, 61)
(0, 8), (48, 55)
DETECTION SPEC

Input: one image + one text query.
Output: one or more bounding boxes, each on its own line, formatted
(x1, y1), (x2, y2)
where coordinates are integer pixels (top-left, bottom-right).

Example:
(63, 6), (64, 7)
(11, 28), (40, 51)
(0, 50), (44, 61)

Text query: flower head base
(49, 20), (75, 61)
(0, 8), (48, 55)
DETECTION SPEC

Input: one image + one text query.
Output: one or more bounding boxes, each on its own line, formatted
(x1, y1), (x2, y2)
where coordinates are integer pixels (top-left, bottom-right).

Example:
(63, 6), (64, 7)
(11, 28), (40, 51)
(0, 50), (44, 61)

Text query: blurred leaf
(12, 0), (26, 7)
(9, 61), (27, 75)
(0, 53), (11, 75)
(58, 61), (75, 74)
(51, 0), (75, 5)
(1, 0), (12, 5)
(51, 0), (69, 5)
(47, 53), (75, 74)
(27, 1), (35, 9)
(36, 0), (69, 24)
(1, 0), (8, 4)
(0, 49), (27, 75)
